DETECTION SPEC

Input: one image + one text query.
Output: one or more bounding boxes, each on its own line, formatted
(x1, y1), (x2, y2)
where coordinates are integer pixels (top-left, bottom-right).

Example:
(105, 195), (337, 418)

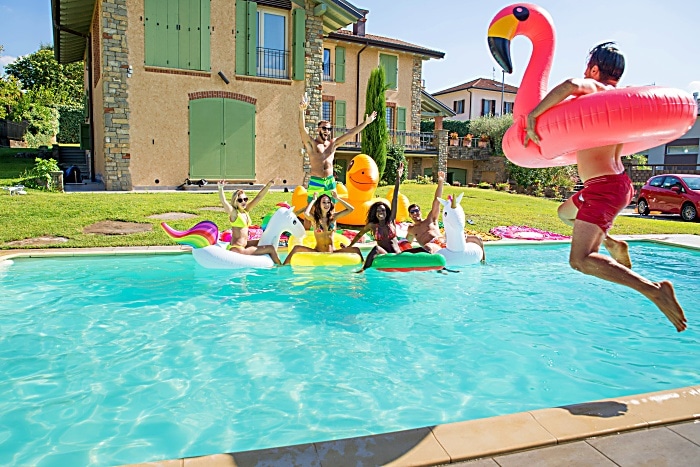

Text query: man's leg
(569, 220), (686, 332)
(559, 197), (630, 268)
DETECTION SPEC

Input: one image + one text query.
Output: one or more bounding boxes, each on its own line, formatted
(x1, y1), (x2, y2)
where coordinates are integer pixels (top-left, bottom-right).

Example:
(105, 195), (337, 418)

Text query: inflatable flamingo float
(487, 4), (697, 168)
(435, 193), (483, 266)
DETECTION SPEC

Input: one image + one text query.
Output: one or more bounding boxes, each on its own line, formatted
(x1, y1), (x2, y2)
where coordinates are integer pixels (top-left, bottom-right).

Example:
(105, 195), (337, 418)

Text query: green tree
(5, 45), (83, 105)
(469, 114), (513, 156)
(0, 75), (23, 119)
(383, 143), (407, 185)
(362, 66), (389, 178)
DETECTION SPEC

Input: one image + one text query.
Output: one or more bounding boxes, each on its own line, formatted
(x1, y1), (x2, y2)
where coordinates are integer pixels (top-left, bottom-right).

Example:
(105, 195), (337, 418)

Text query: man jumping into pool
(299, 93), (377, 200)
(524, 42), (686, 332)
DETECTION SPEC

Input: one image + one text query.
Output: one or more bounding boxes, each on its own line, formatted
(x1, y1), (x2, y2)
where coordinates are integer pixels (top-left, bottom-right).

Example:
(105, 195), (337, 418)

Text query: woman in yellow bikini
(218, 180), (282, 265)
(282, 190), (362, 265)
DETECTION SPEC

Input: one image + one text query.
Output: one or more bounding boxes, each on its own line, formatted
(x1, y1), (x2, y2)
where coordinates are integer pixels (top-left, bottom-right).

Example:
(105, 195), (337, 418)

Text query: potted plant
(462, 133), (473, 147)
(478, 133), (489, 148)
(449, 132), (459, 146)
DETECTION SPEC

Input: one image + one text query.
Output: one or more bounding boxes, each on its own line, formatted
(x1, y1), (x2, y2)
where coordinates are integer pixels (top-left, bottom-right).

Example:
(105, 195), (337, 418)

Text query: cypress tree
(362, 66), (388, 178)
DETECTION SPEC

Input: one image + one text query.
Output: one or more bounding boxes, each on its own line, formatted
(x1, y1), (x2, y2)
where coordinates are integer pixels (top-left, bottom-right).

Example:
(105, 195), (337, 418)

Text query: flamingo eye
(513, 6), (529, 21)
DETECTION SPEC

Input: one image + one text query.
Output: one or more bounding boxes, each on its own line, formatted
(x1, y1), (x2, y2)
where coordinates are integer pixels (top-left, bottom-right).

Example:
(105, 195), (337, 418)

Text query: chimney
(353, 10), (368, 37)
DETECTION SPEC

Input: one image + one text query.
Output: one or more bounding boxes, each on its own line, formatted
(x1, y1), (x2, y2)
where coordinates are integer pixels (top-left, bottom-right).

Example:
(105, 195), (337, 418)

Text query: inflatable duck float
(292, 154), (410, 226)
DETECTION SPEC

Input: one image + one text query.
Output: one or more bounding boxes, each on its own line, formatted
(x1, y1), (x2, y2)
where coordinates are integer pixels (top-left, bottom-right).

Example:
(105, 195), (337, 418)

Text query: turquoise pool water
(0, 242), (698, 466)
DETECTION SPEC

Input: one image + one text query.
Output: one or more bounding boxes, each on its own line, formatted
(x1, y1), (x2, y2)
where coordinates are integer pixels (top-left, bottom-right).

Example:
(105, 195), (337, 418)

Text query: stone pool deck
(2, 234), (698, 466)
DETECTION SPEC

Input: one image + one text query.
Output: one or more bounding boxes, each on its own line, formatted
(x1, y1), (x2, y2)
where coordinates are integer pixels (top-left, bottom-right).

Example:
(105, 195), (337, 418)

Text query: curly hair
(366, 201), (391, 224)
(311, 194), (335, 226)
(587, 42), (625, 82)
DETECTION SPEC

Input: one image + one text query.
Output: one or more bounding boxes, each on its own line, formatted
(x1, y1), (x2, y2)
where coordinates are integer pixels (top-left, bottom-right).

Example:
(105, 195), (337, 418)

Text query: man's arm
(298, 95), (315, 151)
(333, 111), (377, 147)
(427, 171), (445, 222)
(525, 78), (612, 147)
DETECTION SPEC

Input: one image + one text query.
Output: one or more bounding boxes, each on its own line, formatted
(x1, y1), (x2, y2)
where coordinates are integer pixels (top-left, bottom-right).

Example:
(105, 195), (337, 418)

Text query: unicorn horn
(451, 195), (457, 209)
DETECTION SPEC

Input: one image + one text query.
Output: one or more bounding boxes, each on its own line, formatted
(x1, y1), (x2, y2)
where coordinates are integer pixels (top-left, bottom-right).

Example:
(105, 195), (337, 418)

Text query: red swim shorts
(572, 172), (634, 232)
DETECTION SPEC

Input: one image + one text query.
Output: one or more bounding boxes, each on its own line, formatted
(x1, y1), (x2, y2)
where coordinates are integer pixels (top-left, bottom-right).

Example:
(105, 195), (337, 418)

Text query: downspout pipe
(355, 43), (369, 126)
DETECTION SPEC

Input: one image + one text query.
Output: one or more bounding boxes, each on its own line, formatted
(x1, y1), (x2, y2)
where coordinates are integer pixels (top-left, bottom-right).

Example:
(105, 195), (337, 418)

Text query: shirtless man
(525, 42), (686, 332)
(299, 93), (377, 199)
(406, 171), (485, 260)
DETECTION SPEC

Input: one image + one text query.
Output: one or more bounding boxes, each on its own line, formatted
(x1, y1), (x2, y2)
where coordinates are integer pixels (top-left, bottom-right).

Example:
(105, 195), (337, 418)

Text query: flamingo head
(487, 4), (554, 74)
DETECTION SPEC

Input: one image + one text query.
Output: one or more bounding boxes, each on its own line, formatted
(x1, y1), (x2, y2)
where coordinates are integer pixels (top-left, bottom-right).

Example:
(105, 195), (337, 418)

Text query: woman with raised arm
(218, 180), (282, 265)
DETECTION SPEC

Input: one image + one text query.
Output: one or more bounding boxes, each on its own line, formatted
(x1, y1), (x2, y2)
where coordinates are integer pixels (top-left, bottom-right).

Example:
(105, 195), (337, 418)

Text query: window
(481, 99), (496, 116)
(666, 144), (699, 155)
(236, 1), (305, 80)
(323, 48), (332, 81)
(144, 0), (211, 71)
(322, 101), (333, 123)
(649, 176), (664, 188)
(256, 8), (287, 78)
(503, 101), (514, 114)
(453, 100), (465, 114)
(379, 54), (398, 90)
(386, 107), (395, 130)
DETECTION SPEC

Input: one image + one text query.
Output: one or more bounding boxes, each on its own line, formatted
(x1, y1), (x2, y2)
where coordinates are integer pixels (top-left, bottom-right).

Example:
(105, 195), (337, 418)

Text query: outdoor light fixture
(218, 71), (230, 84)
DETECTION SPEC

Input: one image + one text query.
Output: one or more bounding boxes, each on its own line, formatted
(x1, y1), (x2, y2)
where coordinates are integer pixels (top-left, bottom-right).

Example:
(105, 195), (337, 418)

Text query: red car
(637, 174), (700, 221)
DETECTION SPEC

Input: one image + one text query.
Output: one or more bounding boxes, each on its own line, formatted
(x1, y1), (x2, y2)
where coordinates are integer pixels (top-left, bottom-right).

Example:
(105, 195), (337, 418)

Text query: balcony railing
(256, 47), (289, 79)
(322, 62), (334, 81)
(330, 126), (437, 152)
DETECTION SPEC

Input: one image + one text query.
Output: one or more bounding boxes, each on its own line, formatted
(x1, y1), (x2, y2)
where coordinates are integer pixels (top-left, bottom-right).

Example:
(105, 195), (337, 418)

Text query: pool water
(0, 242), (698, 466)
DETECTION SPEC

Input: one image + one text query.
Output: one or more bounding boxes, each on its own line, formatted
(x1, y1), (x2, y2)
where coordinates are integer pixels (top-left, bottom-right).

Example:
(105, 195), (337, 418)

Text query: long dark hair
(312, 194), (335, 227)
(366, 201), (391, 224)
(587, 42), (625, 82)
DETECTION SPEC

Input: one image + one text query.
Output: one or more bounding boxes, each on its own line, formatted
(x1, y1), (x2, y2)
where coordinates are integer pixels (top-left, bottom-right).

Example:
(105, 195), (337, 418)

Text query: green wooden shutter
(190, 98), (224, 178)
(292, 8), (306, 81)
(144, 0), (158, 65)
(152, 0), (169, 67)
(380, 54), (398, 90)
(335, 46), (345, 83)
(223, 99), (256, 179)
(199, 0), (210, 70)
(246, 1), (257, 76)
(235, 0), (248, 74)
(178, 0), (191, 68)
(397, 106), (406, 145)
(166, 0), (179, 66)
(335, 100), (346, 130)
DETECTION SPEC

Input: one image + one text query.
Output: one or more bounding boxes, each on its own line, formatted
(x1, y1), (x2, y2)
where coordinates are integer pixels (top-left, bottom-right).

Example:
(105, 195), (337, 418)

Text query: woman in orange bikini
(282, 190), (362, 265)
(218, 179), (282, 265)
(348, 162), (425, 271)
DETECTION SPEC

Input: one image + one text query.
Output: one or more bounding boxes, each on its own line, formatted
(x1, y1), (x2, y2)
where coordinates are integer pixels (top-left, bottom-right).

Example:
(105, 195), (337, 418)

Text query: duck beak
(487, 14), (519, 74)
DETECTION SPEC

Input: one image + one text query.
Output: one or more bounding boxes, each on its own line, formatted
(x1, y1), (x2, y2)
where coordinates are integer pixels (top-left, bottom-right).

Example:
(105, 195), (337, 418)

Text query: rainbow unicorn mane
(161, 221), (219, 248)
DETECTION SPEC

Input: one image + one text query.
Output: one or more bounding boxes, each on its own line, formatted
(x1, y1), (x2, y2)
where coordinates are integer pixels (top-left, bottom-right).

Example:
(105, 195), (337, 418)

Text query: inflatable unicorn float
(435, 193), (484, 266)
(487, 3), (696, 168)
(161, 203), (305, 269)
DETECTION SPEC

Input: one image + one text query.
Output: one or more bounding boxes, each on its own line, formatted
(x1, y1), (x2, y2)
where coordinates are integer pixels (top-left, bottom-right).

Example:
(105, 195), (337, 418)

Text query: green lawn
(1, 178), (698, 249)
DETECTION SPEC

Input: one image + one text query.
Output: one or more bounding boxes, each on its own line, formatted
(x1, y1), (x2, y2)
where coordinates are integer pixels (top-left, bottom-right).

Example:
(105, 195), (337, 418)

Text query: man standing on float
(523, 42), (686, 332)
(298, 93), (377, 200)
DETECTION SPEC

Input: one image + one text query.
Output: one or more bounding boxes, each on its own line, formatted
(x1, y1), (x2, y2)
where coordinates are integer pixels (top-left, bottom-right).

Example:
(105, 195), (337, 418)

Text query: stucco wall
(322, 39), (416, 130)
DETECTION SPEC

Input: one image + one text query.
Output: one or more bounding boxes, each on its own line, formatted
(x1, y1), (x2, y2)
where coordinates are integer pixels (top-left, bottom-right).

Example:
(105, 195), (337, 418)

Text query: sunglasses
(320, 127), (332, 131)
(237, 197), (249, 203)
(409, 209), (420, 214)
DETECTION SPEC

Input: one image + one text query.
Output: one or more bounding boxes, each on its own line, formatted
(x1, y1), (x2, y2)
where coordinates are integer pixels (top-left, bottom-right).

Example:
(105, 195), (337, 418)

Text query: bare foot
(649, 281), (687, 332)
(603, 237), (632, 269)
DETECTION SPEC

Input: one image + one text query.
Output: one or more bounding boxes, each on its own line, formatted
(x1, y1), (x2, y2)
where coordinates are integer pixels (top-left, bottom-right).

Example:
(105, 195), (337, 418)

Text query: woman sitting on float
(348, 162), (429, 271)
(218, 179), (282, 265)
(283, 190), (362, 265)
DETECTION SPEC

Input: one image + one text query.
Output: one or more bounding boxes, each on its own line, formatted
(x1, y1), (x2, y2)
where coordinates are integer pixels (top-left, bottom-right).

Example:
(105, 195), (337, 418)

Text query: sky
(1, 0), (699, 96)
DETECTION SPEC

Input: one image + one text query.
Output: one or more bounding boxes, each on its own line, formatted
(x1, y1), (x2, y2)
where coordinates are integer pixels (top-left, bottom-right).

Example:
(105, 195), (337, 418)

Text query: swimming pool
(0, 242), (698, 466)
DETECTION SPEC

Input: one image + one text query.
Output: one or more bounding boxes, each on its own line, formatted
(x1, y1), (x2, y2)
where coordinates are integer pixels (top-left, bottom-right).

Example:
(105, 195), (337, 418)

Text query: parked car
(637, 174), (700, 221)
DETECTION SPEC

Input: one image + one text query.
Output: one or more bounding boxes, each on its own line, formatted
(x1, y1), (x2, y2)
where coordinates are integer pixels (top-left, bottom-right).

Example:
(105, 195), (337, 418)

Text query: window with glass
(481, 99), (496, 116)
(323, 48), (332, 81)
(256, 8), (287, 78)
(322, 101), (333, 123)
(503, 101), (514, 114)
(386, 107), (395, 130)
(454, 100), (465, 114)
(666, 144), (699, 155)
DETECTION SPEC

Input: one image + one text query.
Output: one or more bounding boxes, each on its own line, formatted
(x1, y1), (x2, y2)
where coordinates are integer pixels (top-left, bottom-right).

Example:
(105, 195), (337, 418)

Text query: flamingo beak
(487, 14), (519, 74)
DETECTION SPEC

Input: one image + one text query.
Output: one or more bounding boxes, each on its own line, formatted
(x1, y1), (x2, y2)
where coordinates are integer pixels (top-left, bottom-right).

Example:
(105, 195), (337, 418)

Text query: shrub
(477, 181), (492, 189)
(414, 174), (433, 185)
(56, 104), (83, 144)
(19, 157), (61, 190)
(469, 114), (513, 155)
(495, 182), (510, 191)
(382, 143), (407, 184)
